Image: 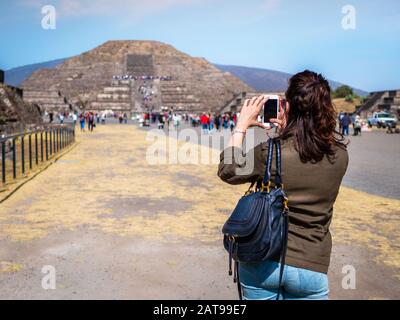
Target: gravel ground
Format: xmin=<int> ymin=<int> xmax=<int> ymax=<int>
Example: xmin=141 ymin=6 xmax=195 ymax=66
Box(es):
xmin=0 ymin=124 xmax=399 ymax=300
xmin=342 ymin=130 xmax=400 ymax=199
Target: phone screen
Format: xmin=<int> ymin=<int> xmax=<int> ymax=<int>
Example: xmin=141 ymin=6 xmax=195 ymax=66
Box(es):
xmin=263 ymin=99 xmax=278 ymax=123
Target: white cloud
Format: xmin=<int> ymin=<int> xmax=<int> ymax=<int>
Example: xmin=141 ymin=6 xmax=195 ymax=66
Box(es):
xmin=17 ymin=0 xmax=281 ymax=21
xmin=18 ymin=0 xmax=205 ymax=18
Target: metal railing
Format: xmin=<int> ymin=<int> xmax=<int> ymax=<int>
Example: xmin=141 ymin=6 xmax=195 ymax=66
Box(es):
xmin=1 ymin=124 xmax=75 ymax=185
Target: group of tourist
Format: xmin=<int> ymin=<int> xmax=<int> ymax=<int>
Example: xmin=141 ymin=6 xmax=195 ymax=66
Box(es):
xmin=139 ymin=108 xmax=239 ymax=134
xmin=112 ymin=75 xmax=172 ymax=81
xmin=118 ymin=113 xmax=129 ymax=124
xmin=78 ymin=112 xmax=98 ymax=132
xmin=138 ymin=85 xmax=156 ymax=104
xmin=196 ymin=113 xmax=238 ymax=133
xmin=141 ymin=110 xmax=182 ymax=130
xmin=338 ymin=112 xmax=362 ymax=136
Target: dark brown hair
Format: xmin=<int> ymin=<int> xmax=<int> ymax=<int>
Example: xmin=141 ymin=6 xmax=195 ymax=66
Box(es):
xmin=280 ymin=70 xmax=346 ymax=163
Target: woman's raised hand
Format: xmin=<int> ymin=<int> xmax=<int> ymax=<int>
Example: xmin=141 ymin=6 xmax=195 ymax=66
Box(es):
xmin=236 ymin=95 xmax=268 ymax=131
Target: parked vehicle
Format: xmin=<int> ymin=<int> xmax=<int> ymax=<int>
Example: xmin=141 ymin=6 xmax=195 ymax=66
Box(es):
xmin=367 ymin=112 xmax=397 ymax=128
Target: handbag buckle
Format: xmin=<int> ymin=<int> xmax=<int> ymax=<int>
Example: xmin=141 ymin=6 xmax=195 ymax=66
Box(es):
xmin=283 ymin=197 xmax=289 ymax=210
xmin=261 ymin=181 xmax=271 ymax=193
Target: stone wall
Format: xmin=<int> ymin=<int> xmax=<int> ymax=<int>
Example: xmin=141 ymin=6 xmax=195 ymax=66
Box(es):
xmin=0 ymin=84 xmax=42 ymax=134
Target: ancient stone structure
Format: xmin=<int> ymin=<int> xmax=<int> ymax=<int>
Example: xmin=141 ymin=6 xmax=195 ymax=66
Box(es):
xmin=23 ymin=90 xmax=74 ymax=113
xmin=22 ymin=41 xmax=252 ymax=113
xmin=0 ymin=84 xmax=42 ymax=134
xmin=357 ymin=90 xmax=400 ymax=118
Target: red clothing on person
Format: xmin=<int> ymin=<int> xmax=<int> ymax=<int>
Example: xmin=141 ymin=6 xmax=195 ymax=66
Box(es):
xmin=200 ymin=115 xmax=209 ymax=125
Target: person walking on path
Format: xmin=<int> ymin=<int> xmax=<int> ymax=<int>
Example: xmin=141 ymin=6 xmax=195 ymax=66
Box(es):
xmin=229 ymin=118 xmax=235 ymax=132
xmin=200 ymin=113 xmax=209 ymax=134
xmin=341 ymin=113 xmax=351 ymax=136
xmin=215 ymin=114 xmax=221 ymax=131
xmin=338 ymin=112 xmax=344 ymax=133
xmin=209 ymin=114 xmax=215 ymax=132
xmin=173 ymin=113 xmax=181 ymax=131
xmin=353 ymin=115 xmax=362 ymax=136
xmin=79 ymin=114 xmax=85 ymax=132
xmin=88 ymin=113 xmax=95 ymax=132
xmin=158 ymin=114 xmax=165 ymax=130
xmin=72 ymin=113 xmax=78 ymax=127
xmin=218 ymin=70 xmax=348 ymax=300
xmin=223 ymin=114 xmax=229 ymax=130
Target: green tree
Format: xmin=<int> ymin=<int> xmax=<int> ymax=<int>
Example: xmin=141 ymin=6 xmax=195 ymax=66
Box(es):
xmin=345 ymin=94 xmax=354 ymax=103
xmin=333 ymin=85 xmax=354 ymax=98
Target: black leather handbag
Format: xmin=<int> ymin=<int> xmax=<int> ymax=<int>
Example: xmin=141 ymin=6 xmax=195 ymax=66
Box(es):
xmin=222 ymin=138 xmax=289 ymax=300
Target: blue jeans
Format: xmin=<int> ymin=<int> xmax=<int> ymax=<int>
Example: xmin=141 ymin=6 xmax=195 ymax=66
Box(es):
xmin=239 ymin=260 xmax=329 ymax=300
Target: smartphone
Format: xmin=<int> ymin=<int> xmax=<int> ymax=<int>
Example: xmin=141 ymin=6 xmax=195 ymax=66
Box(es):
xmin=263 ymin=95 xmax=279 ymax=125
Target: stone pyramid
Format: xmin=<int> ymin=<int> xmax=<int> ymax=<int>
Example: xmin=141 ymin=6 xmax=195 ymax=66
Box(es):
xmin=22 ymin=41 xmax=252 ymax=113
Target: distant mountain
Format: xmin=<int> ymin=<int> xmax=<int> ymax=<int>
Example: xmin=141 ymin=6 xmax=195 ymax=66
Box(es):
xmin=216 ymin=64 xmax=369 ymax=97
xmin=4 ymin=58 xmax=368 ymax=96
xmin=4 ymin=58 xmax=67 ymax=87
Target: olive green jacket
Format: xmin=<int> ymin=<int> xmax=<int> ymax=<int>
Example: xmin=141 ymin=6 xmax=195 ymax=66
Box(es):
xmin=218 ymin=137 xmax=348 ymax=273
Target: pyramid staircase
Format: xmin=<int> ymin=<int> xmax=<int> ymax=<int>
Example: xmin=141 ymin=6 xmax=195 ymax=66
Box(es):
xmin=160 ymin=80 xmax=201 ymax=111
xmin=91 ymin=80 xmax=131 ymax=112
xmin=23 ymin=90 xmax=74 ymax=113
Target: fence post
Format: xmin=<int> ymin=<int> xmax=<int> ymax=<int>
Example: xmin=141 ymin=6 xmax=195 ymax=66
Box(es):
xmin=56 ymin=128 xmax=59 ymax=153
xmin=45 ymin=131 xmax=49 ymax=161
xmin=53 ymin=129 xmax=56 ymax=154
xmin=50 ymin=128 xmax=53 ymax=156
xmin=21 ymin=136 xmax=25 ymax=175
xmin=35 ymin=133 xmax=38 ymax=165
xmin=12 ymin=138 xmax=16 ymax=179
xmin=58 ymin=128 xmax=61 ymax=151
xmin=29 ymin=135 xmax=33 ymax=170
xmin=60 ymin=127 xmax=62 ymax=150
xmin=1 ymin=141 xmax=5 ymax=184
xmin=40 ymin=132 xmax=44 ymax=162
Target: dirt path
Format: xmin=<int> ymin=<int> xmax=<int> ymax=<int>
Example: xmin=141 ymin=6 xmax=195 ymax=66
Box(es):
xmin=0 ymin=125 xmax=399 ymax=299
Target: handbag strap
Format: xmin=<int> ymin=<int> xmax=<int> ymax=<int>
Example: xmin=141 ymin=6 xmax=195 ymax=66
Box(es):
xmin=262 ymin=139 xmax=282 ymax=190
xmin=276 ymin=210 xmax=289 ymax=300
xmin=274 ymin=140 xmax=283 ymax=188
xmin=262 ymin=139 xmax=274 ymax=190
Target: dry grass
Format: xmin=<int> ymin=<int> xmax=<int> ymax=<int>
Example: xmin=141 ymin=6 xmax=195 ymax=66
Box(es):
xmin=333 ymin=97 xmax=362 ymax=114
xmin=0 ymin=125 xmax=399 ymax=278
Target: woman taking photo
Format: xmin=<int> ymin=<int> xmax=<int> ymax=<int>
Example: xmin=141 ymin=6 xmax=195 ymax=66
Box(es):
xmin=218 ymin=70 xmax=348 ymax=300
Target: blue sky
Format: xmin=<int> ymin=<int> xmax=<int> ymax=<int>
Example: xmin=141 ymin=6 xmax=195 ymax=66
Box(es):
xmin=0 ymin=0 xmax=399 ymax=91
